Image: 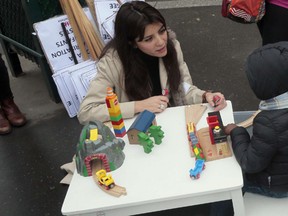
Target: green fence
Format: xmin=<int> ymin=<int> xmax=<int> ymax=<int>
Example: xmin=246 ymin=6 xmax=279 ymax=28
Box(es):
xmin=0 ymin=0 xmax=86 ymax=102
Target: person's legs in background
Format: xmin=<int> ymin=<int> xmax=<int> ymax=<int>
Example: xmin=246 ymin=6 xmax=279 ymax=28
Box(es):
xmin=0 ymin=54 xmax=26 ymax=134
xmin=257 ymin=2 xmax=288 ymax=45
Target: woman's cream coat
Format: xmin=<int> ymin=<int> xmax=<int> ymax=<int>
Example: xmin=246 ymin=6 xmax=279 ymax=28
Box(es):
xmin=77 ymin=39 xmax=205 ymax=124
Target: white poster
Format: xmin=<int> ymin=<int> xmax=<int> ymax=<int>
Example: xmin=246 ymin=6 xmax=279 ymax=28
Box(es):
xmin=94 ymin=0 xmax=144 ymax=44
xmin=33 ymin=7 xmax=95 ymax=72
xmin=52 ymin=60 xmax=97 ymax=118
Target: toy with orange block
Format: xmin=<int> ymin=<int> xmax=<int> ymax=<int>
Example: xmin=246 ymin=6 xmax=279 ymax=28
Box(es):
xmin=105 ymin=87 xmax=126 ymax=137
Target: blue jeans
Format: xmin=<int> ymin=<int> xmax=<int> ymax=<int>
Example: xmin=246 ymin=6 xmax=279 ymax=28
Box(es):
xmin=243 ymin=178 xmax=288 ymax=198
xmin=210 ymin=175 xmax=288 ymax=216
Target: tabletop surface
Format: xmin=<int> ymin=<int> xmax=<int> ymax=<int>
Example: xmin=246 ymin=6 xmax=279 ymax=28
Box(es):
xmin=62 ymin=101 xmax=243 ymax=215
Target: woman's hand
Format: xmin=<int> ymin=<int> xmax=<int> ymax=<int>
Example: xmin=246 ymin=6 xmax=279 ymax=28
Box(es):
xmin=135 ymin=96 xmax=169 ymax=114
xmin=204 ymin=92 xmax=227 ymax=111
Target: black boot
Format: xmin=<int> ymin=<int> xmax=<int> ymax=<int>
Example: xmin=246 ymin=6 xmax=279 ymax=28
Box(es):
xmin=0 ymin=108 xmax=12 ymax=134
xmin=1 ymin=98 xmax=27 ymax=127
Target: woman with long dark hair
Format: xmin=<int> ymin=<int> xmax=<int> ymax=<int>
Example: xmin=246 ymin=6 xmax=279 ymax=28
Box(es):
xmin=78 ymin=1 xmax=226 ymax=124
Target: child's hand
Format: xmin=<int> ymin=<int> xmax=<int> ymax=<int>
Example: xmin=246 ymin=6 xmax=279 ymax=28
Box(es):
xmin=224 ymin=123 xmax=237 ymax=135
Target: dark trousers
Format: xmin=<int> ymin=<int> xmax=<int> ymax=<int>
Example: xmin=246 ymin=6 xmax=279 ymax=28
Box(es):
xmin=0 ymin=54 xmax=13 ymax=101
xmin=257 ymin=3 xmax=288 ymax=45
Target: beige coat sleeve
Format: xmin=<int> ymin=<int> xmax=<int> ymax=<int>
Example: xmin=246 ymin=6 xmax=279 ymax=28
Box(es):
xmin=77 ymin=50 xmax=135 ymax=124
xmin=78 ymin=40 xmax=205 ymax=125
xmin=174 ymin=39 xmax=205 ymax=104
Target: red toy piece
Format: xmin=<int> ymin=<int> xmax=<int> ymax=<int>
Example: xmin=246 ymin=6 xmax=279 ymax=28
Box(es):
xmin=213 ymin=95 xmax=221 ymax=107
xmin=162 ymin=89 xmax=169 ymax=96
xmin=206 ymin=115 xmax=219 ymax=144
xmin=206 ymin=111 xmax=227 ymax=145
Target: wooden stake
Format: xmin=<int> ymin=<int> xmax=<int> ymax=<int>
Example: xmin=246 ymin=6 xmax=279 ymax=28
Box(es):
xmin=68 ymin=0 xmax=102 ymax=60
xmin=60 ymin=0 xmax=105 ymax=60
xmin=60 ymin=0 xmax=89 ymax=60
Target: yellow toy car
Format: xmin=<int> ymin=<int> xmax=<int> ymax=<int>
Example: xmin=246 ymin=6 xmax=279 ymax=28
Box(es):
xmin=96 ymin=169 xmax=115 ymax=190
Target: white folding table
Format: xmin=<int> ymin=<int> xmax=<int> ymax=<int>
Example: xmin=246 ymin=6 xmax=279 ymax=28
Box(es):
xmin=62 ymin=101 xmax=245 ymax=216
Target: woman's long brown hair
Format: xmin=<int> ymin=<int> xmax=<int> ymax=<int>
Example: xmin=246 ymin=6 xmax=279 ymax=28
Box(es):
xmin=100 ymin=1 xmax=181 ymax=100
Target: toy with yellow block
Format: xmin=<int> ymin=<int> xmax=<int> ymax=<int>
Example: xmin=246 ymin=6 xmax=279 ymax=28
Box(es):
xmin=105 ymin=87 xmax=126 ymax=137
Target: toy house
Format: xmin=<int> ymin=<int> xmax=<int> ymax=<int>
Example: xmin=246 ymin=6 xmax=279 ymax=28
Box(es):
xmin=127 ymin=110 xmax=156 ymax=144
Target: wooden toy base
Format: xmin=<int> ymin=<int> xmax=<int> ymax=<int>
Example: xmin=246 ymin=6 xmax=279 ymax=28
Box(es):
xmin=185 ymin=104 xmax=232 ymax=161
xmin=197 ymin=127 xmax=232 ymax=161
xmin=92 ymin=160 xmax=127 ymax=197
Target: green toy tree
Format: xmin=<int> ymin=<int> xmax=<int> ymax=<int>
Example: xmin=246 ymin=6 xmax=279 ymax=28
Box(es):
xmin=148 ymin=125 xmax=164 ymax=144
xmin=138 ymin=132 xmax=154 ymax=153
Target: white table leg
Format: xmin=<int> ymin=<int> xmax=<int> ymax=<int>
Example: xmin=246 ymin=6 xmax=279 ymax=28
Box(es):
xmin=231 ymin=189 xmax=245 ymax=216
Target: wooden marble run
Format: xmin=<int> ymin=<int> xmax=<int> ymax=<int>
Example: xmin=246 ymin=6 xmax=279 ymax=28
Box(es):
xmin=105 ymin=87 xmax=126 ymax=137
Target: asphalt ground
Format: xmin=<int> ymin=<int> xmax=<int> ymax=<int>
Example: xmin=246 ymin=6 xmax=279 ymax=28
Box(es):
xmin=0 ymin=3 xmax=261 ymax=216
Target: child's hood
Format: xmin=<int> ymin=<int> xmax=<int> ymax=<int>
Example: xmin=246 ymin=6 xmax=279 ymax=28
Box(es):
xmin=245 ymin=41 xmax=288 ymax=100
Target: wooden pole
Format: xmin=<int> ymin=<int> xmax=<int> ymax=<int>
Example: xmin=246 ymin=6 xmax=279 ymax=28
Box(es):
xmin=68 ymin=0 xmax=103 ymax=60
xmin=60 ymin=0 xmax=89 ymax=60
xmin=60 ymin=0 xmax=105 ymax=60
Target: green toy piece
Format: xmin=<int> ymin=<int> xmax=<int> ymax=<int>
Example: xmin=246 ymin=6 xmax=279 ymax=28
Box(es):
xmin=148 ymin=125 xmax=164 ymax=144
xmin=138 ymin=132 xmax=154 ymax=153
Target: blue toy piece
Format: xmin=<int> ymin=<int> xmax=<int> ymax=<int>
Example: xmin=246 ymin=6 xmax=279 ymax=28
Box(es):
xmin=189 ymin=159 xmax=205 ymax=179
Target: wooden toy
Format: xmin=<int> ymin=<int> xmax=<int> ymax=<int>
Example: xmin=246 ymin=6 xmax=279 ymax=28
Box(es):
xmin=206 ymin=111 xmax=229 ymax=156
xmin=185 ymin=104 xmax=207 ymax=156
xmin=92 ymin=163 xmax=127 ymax=197
xmin=187 ymin=122 xmax=206 ymax=179
xmin=237 ymin=110 xmax=261 ymax=128
xmin=185 ymin=104 xmax=207 ymax=125
xmin=138 ymin=132 xmax=154 ymax=153
xmin=185 ymin=105 xmax=232 ymax=161
xmin=96 ymin=169 xmax=115 ymax=190
xmin=75 ymin=120 xmax=125 ymax=177
xmin=148 ymin=125 xmax=164 ymax=144
xmin=127 ymin=110 xmax=156 ymax=144
xmin=187 ymin=122 xmax=205 ymax=160
xmin=196 ymin=127 xmax=232 ymax=161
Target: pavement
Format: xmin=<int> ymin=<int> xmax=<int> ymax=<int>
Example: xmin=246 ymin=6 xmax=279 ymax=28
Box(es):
xmin=0 ymin=2 xmax=261 ymax=216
